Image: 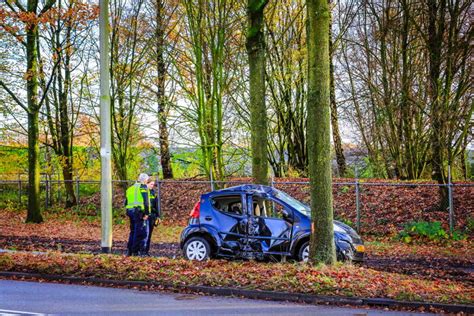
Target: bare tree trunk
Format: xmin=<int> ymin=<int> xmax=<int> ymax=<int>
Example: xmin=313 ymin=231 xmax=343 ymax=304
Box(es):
xmin=109 ymin=0 xmax=148 ymax=187
xmin=27 ymin=110 xmax=42 ymax=223
xmin=158 ymin=108 xmax=173 ymax=179
xmin=247 ymin=0 xmax=269 ymax=185
xmin=307 ymin=0 xmax=336 ymax=264
xmin=25 ymin=4 xmax=43 ymax=223
xmin=155 ymin=0 xmax=173 ymax=179
xmin=330 ymin=48 xmax=346 ymax=177
xmin=1 ymin=0 xmax=56 ymax=222
xmin=427 ymin=0 xmax=449 ymax=210
xmin=461 ymin=137 xmax=468 ymax=180
xmin=328 ymin=6 xmax=346 ymax=177
xmin=58 ymin=10 xmax=76 ymax=207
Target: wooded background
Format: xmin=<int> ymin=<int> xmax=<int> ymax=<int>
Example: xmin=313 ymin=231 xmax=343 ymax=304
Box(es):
xmin=1 ymin=0 xmax=472 ymax=214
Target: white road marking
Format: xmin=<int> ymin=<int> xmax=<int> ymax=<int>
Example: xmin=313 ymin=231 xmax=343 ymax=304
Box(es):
xmin=0 ymin=309 xmax=47 ymax=315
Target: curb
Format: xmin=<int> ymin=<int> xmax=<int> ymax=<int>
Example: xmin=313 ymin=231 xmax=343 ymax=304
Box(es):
xmin=1 ymin=271 xmax=473 ymax=314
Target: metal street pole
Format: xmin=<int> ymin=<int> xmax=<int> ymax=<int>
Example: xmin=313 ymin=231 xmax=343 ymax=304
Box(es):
xmin=99 ymin=0 xmax=113 ymax=253
xmin=355 ymin=165 xmax=361 ymax=233
xmin=448 ymin=165 xmax=454 ymax=235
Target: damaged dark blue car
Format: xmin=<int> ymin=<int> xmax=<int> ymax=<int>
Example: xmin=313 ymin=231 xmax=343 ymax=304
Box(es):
xmin=180 ymin=185 xmax=364 ymax=262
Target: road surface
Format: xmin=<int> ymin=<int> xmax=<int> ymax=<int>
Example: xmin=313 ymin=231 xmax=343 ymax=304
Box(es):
xmin=0 ymin=280 xmax=432 ymax=315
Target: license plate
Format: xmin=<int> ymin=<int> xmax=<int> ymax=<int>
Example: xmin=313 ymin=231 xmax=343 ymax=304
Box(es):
xmin=355 ymin=245 xmax=365 ymax=252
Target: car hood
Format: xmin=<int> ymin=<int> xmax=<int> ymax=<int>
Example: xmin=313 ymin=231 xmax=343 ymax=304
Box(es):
xmin=334 ymin=220 xmax=363 ymax=244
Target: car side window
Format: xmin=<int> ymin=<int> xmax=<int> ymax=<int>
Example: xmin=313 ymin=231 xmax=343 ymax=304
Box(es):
xmin=251 ymin=195 xmax=289 ymax=220
xmin=211 ymin=195 xmax=243 ymax=216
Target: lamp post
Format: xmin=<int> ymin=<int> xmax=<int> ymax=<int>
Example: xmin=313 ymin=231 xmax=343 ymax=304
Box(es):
xmin=99 ymin=0 xmax=113 ymax=253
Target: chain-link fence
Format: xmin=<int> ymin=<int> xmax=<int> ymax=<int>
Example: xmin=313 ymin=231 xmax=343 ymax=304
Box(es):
xmin=0 ymin=176 xmax=473 ymax=235
xmin=272 ymin=180 xmax=474 ymax=235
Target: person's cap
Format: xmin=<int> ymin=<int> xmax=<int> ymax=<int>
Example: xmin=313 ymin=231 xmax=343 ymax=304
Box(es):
xmin=138 ymin=173 xmax=149 ymax=183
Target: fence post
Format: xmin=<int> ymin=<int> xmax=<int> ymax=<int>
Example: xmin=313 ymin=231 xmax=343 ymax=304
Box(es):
xmin=57 ymin=173 xmax=61 ymax=203
xmin=76 ymin=176 xmax=80 ymax=204
xmin=210 ymin=168 xmax=215 ymax=191
xmin=18 ymin=174 xmax=22 ymax=205
xmin=45 ymin=179 xmax=49 ymax=209
xmin=448 ymin=165 xmax=454 ymax=235
xmin=112 ymin=180 xmax=116 ymax=202
xmin=355 ymin=166 xmax=361 ymax=232
xmin=157 ymin=180 xmax=162 ymax=218
xmin=45 ymin=175 xmax=49 ymax=207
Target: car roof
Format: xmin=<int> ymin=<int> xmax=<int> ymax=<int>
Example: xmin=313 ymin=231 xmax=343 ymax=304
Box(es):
xmin=209 ymin=184 xmax=275 ymax=195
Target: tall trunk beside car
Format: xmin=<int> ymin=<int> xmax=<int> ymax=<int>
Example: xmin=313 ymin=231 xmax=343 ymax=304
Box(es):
xmin=246 ymin=0 xmax=269 ymax=185
xmin=306 ymin=0 xmax=336 ymax=264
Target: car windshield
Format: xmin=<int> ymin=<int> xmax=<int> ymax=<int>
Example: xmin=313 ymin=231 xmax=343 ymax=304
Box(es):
xmin=273 ymin=189 xmax=311 ymax=217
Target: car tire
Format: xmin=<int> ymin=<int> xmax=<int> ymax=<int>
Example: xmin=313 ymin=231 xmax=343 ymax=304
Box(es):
xmin=298 ymin=241 xmax=310 ymax=262
xmin=183 ymin=236 xmax=211 ymax=261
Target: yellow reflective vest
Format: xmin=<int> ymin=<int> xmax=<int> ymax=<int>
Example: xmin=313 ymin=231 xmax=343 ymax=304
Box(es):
xmin=125 ymin=183 xmax=150 ymax=211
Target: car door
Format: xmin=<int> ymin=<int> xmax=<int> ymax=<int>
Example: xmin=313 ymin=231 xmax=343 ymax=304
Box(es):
xmin=209 ymin=193 xmax=248 ymax=253
xmin=246 ymin=193 xmax=293 ymax=254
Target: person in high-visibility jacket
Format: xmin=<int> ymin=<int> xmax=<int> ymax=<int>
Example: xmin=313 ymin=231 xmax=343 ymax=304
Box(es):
xmin=125 ymin=173 xmax=151 ymax=256
xmin=144 ymin=180 xmax=161 ymax=256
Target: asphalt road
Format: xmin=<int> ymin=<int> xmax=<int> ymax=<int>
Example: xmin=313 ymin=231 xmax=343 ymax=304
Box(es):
xmin=0 ymin=280 xmax=432 ymax=316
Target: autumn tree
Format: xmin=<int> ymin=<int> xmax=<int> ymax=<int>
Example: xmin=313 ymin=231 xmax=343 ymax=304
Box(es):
xmin=109 ymin=0 xmax=152 ymax=185
xmin=40 ymin=0 xmax=98 ymax=207
xmin=264 ymin=0 xmax=307 ymax=177
xmin=246 ymin=0 xmax=269 ymax=184
xmin=141 ymin=0 xmax=177 ymax=179
xmin=329 ymin=0 xmax=343 ymax=177
xmin=0 ymin=0 xmax=57 ymax=222
xmin=307 ymin=0 xmax=336 ymax=264
xmin=424 ymin=0 xmax=472 ymax=207
xmin=173 ymin=0 xmax=243 ymax=180
xmin=153 ymin=0 xmax=173 ymax=179
xmin=337 ymin=0 xmax=471 ymax=185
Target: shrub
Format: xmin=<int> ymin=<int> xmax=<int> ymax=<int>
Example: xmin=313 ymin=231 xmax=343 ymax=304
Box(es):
xmin=339 ymin=186 xmax=350 ymax=194
xmin=397 ymin=221 xmax=465 ymax=243
xmin=466 ymin=217 xmax=474 ymax=234
xmin=335 ymin=216 xmax=354 ymax=227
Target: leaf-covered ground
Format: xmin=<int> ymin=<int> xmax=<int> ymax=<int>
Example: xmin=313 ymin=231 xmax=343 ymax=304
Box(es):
xmin=0 ymin=208 xmax=472 ymax=286
xmin=0 ymin=251 xmax=472 ymax=305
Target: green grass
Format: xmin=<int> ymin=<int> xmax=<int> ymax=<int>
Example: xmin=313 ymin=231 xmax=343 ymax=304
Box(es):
xmin=154 ymin=225 xmax=183 ymax=243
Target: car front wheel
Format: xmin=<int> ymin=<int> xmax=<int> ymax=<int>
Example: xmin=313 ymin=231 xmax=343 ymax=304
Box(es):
xmin=298 ymin=241 xmax=309 ymax=262
xmin=183 ymin=237 xmax=210 ymax=261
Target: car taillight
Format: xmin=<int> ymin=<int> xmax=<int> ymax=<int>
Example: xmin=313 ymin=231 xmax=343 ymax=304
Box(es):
xmin=190 ymin=201 xmax=200 ymax=218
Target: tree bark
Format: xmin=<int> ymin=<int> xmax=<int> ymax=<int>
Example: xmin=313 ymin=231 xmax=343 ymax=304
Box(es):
xmin=246 ymin=0 xmax=269 ymax=185
xmin=1 ymin=0 xmax=56 ymax=222
xmin=158 ymin=108 xmax=173 ymax=179
xmin=40 ymin=26 xmax=77 ymax=207
xmin=25 ymin=7 xmax=43 ymax=223
xmin=330 ymin=49 xmax=346 ymax=177
xmin=155 ymin=0 xmax=173 ymax=179
xmin=26 ymin=110 xmax=43 ymax=223
xmin=427 ymin=0 xmax=449 ymax=210
xmin=109 ymin=0 xmax=147 ymax=188
xmin=307 ymin=0 xmax=336 ymax=264
xmin=328 ymin=5 xmax=346 ymax=177
xmin=58 ymin=12 xmax=76 ymax=207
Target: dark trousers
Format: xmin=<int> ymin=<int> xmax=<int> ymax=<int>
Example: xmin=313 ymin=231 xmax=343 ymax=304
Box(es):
xmin=126 ymin=209 xmax=136 ymax=255
xmin=145 ymin=214 xmax=157 ymax=254
xmin=133 ymin=218 xmax=149 ymax=254
xmin=127 ymin=208 xmax=149 ymax=255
